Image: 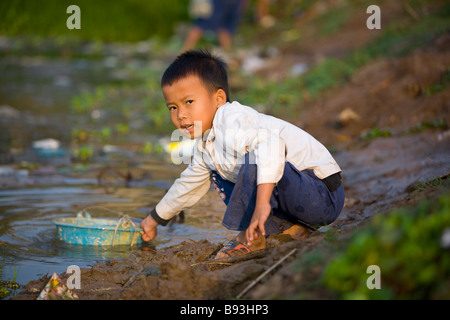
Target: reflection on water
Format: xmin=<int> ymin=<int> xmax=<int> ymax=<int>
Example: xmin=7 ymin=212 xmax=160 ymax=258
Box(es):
xmin=0 ymin=186 xmax=132 ymax=285
xmin=0 ymin=181 xmax=231 ymax=288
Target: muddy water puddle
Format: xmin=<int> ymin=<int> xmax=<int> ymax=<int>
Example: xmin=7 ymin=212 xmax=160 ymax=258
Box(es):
xmin=0 ymin=179 xmax=233 ymax=290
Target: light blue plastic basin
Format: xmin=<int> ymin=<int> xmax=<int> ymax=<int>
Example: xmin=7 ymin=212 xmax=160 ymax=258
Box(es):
xmin=52 ymin=211 xmax=143 ymax=246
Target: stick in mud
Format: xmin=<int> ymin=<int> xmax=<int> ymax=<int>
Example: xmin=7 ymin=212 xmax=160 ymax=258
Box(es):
xmin=236 ymin=248 xmax=297 ymax=299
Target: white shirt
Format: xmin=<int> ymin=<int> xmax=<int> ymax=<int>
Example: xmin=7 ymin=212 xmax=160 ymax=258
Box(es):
xmin=155 ymin=101 xmax=341 ymax=221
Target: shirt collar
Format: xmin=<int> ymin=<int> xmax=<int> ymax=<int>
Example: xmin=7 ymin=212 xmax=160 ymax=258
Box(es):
xmin=203 ymin=126 xmax=215 ymax=142
xmin=205 ymin=102 xmax=229 ymax=142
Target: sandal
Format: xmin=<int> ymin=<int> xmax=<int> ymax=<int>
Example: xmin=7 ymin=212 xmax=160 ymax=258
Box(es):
xmin=217 ymin=239 xmax=252 ymax=258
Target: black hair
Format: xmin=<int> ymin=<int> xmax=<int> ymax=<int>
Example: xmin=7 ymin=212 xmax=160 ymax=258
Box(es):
xmin=161 ymin=49 xmax=230 ymax=102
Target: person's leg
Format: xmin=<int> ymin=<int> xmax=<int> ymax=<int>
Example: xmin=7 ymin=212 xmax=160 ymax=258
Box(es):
xmin=211 ymin=171 xmax=265 ymax=249
xmin=211 ymin=171 xmax=234 ymax=206
xmin=213 ymin=156 xmax=344 ymax=258
xmin=212 ymin=168 xmax=267 ymax=258
xmin=210 ymin=162 xmax=281 ymax=258
xmin=182 ymin=26 xmax=203 ymax=52
xmin=220 ymin=158 xmax=344 ymax=233
xmin=220 ymin=154 xmax=294 ymax=235
xmin=217 ymin=29 xmax=232 ymax=51
xmin=214 ymin=0 xmax=242 ymax=51
xmin=273 ymin=164 xmax=345 ymax=228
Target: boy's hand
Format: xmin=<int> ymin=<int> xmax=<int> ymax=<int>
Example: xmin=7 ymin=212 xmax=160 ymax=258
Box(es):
xmin=246 ymin=202 xmax=271 ymax=246
xmin=246 ymin=183 xmax=275 ymax=246
xmin=140 ymin=215 xmax=158 ymax=242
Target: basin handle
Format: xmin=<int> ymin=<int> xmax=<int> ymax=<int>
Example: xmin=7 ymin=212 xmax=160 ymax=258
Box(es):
xmin=76 ymin=210 xmax=92 ymax=219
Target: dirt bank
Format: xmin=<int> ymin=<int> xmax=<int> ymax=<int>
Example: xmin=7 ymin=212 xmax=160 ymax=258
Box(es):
xmin=13 ymin=130 xmax=449 ymax=300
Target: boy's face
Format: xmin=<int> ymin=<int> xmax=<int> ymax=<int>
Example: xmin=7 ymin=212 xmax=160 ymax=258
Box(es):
xmin=162 ymin=75 xmax=226 ymax=139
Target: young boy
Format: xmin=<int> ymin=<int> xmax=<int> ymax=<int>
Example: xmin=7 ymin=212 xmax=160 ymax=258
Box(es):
xmin=140 ymin=50 xmax=345 ymax=258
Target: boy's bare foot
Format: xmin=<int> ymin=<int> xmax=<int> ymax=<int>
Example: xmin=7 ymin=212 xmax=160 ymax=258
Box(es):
xmin=215 ymin=230 xmax=266 ymax=259
xmin=280 ymin=224 xmax=311 ymax=240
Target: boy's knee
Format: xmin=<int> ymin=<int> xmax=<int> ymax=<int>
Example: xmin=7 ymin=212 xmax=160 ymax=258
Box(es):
xmin=325 ymin=185 xmax=345 ymax=225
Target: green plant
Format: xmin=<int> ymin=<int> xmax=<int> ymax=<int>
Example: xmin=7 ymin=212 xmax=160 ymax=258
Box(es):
xmin=0 ymin=258 xmax=21 ymax=300
xmin=405 ymin=118 xmax=448 ymax=134
xmin=0 ymin=287 xmax=9 ymax=299
xmin=426 ymin=69 xmax=450 ymax=95
xmin=0 ymin=0 xmax=190 ymax=42
xmin=323 ymin=192 xmax=450 ymax=299
xmin=411 ymin=175 xmax=450 ymax=192
xmin=360 ymin=126 xmax=392 ymax=141
xmin=314 ymin=5 xmax=350 ymax=37
xmin=12 ymin=266 xmax=20 ymax=283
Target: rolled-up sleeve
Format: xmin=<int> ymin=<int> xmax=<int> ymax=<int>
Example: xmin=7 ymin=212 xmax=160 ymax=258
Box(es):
xmin=154 ymin=148 xmax=212 ymax=223
xmin=219 ymin=104 xmax=286 ymax=186
xmin=253 ymin=128 xmax=286 ymax=185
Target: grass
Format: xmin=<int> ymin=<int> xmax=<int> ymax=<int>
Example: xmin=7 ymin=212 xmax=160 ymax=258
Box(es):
xmin=2 ymin=0 xmax=449 ymax=160
xmin=0 ymin=258 xmax=21 ymax=299
xmin=313 ymin=4 xmax=350 ymax=38
xmin=426 ymin=68 xmax=450 ymax=95
xmin=359 ymin=118 xmax=448 ymax=142
xmin=405 ymin=118 xmax=448 ymax=135
xmin=62 ymin=0 xmax=450 ymax=161
xmin=409 ymin=175 xmax=450 ymax=192
xmin=68 ymin=75 xmax=171 ymax=161
xmin=360 ymin=126 xmax=392 ymax=141
xmin=0 ymin=0 xmax=190 ymax=42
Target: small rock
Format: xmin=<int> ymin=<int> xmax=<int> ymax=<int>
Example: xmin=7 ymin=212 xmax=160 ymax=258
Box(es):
xmin=290 ymin=63 xmax=308 ymax=77
xmin=0 ymin=105 xmax=20 ymax=118
xmin=441 ymin=228 xmax=450 ymax=249
xmin=242 ymin=55 xmax=266 ymax=75
xmin=32 ymin=138 xmax=60 ymax=150
xmin=53 ymin=76 xmax=71 ymax=87
xmin=437 ymin=130 xmax=450 ymax=141
xmin=338 ymin=108 xmax=360 ymax=127
xmin=0 ymin=166 xmax=14 ymax=176
xmin=344 ymin=197 xmax=360 ymax=208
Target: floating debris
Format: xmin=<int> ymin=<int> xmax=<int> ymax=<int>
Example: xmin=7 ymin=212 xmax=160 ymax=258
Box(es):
xmin=37 ymin=273 xmax=79 ymax=300
xmin=32 ymin=138 xmax=67 ymax=158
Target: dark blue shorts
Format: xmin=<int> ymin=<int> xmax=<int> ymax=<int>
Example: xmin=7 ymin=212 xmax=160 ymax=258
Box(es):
xmin=211 ymin=155 xmax=345 ymax=235
xmin=195 ymin=0 xmax=242 ymax=34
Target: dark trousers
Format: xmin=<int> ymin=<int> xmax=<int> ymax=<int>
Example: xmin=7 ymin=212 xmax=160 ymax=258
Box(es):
xmin=211 ymin=156 xmax=345 ymax=235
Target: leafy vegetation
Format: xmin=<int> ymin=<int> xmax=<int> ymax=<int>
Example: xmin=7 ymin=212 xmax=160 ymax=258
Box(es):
xmin=409 ymin=175 xmax=450 ymax=193
xmin=360 ymin=126 xmax=392 ymax=141
xmin=0 ymin=259 xmax=20 ymax=299
xmin=68 ymin=75 xmax=171 ymax=161
xmin=323 ymin=192 xmax=450 ymax=299
xmin=0 ymin=0 xmax=190 ymax=42
xmin=426 ymin=69 xmax=450 ymax=95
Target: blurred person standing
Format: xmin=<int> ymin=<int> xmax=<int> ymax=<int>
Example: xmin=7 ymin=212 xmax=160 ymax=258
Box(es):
xmin=182 ymin=0 xmax=244 ymax=52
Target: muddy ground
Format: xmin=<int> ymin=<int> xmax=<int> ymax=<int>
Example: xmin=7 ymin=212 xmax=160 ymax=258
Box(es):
xmin=11 ymin=2 xmax=450 ymax=300
xmin=13 ymin=32 xmax=450 ymax=300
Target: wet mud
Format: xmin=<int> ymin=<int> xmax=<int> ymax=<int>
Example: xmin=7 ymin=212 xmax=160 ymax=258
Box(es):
xmin=13 ymin=129 xmax=450 ymax=300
